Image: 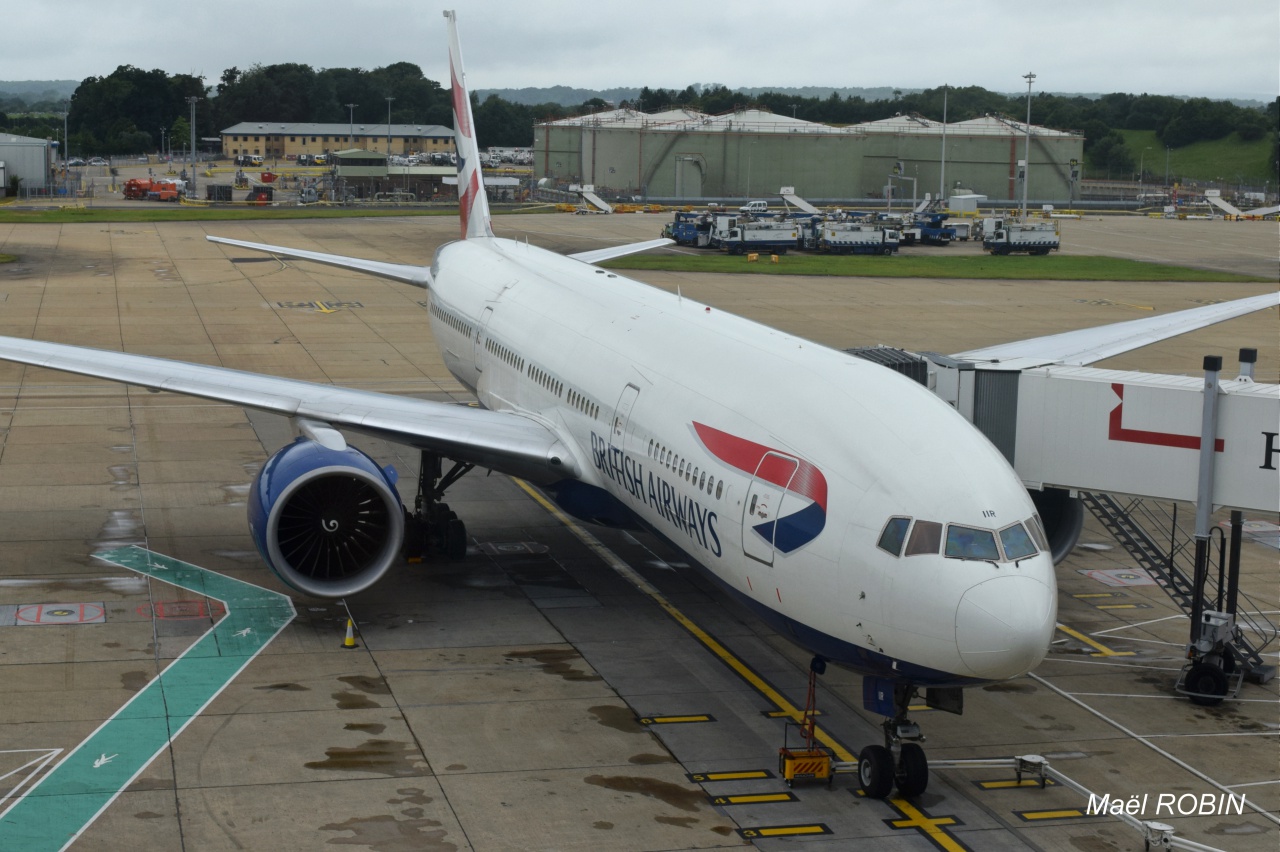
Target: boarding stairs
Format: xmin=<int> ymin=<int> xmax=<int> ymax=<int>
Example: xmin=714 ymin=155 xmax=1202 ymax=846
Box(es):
xmin=1081 ymin=491 xmax=1278 ymax=682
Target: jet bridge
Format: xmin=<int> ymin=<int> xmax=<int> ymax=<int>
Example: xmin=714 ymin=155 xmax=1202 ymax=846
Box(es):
xmin=850 ymin=344 xmax=1280 ymax=693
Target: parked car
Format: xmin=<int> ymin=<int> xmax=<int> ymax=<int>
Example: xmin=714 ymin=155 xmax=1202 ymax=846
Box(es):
xmin=88 ymin=157 xmax=108 ymax=166
xmin=66 ymin=157 xmax=85 ymax=167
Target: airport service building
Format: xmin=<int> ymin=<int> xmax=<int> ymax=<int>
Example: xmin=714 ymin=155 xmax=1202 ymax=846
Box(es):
xmin=534 ymin=108 xmax=1084 ymax=203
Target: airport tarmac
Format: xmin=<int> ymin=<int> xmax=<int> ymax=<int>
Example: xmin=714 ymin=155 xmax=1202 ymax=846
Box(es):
xmin=0 ymin=211 xmax=1275 ymax=851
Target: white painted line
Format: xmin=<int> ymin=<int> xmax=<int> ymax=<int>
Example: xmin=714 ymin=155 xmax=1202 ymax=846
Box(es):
xmin=1030 ymin=673 xmax=1280 ymax=828
xmin=1064 ymin=692 xmax=1279 ymax=704
xmin=1090 ymin=614 xmax=1186 ymax=636
xmin=1047 ymin=657 xmax=1185 ymax=672
xmin=1225 ymin=780 xmax=1280 ymax=789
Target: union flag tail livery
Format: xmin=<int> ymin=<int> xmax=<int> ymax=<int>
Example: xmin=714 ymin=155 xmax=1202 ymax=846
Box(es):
xmin=444 ymin=9 xmax=494 ymax=241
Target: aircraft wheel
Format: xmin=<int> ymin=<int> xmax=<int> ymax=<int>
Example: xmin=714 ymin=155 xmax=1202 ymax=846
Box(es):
xmin=1185 ymin=662 xmax=1228 ymax=707
xmin=858 ymin=745 xmax=894 ymax=799
xmin=445 ymin=518 xmax=468 ymax=560
xmin=896 ymin=742 xmax=929 ymax=797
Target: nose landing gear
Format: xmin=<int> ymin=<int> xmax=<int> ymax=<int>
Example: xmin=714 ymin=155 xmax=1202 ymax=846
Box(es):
xmin=857 ymin=682 xmax=930 ymax=799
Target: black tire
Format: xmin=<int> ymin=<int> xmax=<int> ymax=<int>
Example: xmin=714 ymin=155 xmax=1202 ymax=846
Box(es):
xmin=810 ymin=656 xmax=827 ymax=675
xmin=445 ymin=517 xmax=468 ymax=560
xmin=1186 ymin=662 xmax=1228 ymax=706
xmin=896 ymin=742 xmax=929 ymax=797
xmin=883 ymin=247 xmax=892 ymax=255
xmin=858 ymin=745 xmax=894 ymax=799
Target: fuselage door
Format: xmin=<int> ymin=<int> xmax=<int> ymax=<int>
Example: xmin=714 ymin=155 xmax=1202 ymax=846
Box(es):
xmin=742 ymin=452 xmax=798 ymax=566
xmin=473 ymin=305 xmax=493 ymax=371
xmin=611 ymin=383 xmax=640 ymax=448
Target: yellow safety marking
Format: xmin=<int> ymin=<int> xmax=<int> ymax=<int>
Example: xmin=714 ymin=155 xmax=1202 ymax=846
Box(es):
xmin=518 ymin=478 xmax=977 ymax=852
xmin=738 ymin=823 xmax=831 ymax=838
xmin=766 ymin=708 xmax=822 ymax=718
xmin=638 ymin=714 xmax=714 ymax=725
xmin=975 ymin=778 xmax=1058 ymax=790
xmin=1055 ymin=623 xmax=1135 ymax=657
xmin=712 ymin=792 xmax=797 ymax=806
xmin=1013 ymin=808 xmax=1088 ymax=821
xmin=1072 ymin=593 xmax=1125 ymax=599
xmin=884 ymin=798 xmax=969 ymax=852
xmin=512 ymin=479 xmax=857 ymax=762
xmin=688 ymin=770 xmax=772 ymax=782
xmin=908 ymin=704 xmax=935 ymax=712
xmin=1095 ymin=603 xmax=1150 ymax=610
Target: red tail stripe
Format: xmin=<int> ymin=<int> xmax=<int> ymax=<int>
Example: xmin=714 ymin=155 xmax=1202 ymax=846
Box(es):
xmin=694 ymin=422 xmax=827 ymax=509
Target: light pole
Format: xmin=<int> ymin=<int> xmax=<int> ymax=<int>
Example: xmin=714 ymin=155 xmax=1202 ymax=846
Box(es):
xmin=345 ymin=103 xmax=358 ymax=148
xmin=62 ymin=102 xmax=69 ymax=165
xmin=1019 ymin=72 xmax=1035 ymax=219
xmin=938 ymin=83 xmax=948 ymax=204
xmin=1138 ymin=146 xmax=1152 ymax=202
xmin=1165 ymin=146 xmax=1171 ymax=189
xmin=385 ymin=96 xmax=394 ymax=154
xmin=160 ymin=128 xmax=166 ymax=162
xmin=186 ymin=96 xmax=200 ymax=198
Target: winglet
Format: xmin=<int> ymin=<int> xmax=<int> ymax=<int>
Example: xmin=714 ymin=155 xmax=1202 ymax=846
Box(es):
xmin=444 ymin=10 xmax=494 ymax=240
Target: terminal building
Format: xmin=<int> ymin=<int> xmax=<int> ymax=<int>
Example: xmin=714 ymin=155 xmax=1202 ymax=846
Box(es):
xmin=534 ymin=108 xmax=1084 ymax=203
xmin=220 ymin=122 xmax=452 ymax=161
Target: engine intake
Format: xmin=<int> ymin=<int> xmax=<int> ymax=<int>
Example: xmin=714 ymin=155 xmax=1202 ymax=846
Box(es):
xmin=249 ymin=438 xmax=404 ymax=598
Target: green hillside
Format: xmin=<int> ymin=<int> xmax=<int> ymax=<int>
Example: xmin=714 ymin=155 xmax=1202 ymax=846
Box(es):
xmin=1118 ymin=129 xmax=1277 ymax=184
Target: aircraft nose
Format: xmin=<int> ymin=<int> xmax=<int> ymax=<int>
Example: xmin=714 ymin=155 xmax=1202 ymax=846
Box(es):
xmin=955 ymin=574 xmax=1055 ymax=681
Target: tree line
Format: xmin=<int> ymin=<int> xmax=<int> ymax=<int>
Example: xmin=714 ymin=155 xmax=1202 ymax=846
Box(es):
xmin=1 ymin=61 xmax=1274 ymax=182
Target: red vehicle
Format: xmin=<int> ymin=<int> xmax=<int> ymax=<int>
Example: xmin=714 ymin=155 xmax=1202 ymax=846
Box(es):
xmin=122 ymin=178 xmax=183 ymax=201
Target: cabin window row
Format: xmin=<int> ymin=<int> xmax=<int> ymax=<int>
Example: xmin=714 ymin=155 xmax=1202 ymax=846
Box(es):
xmin=528 ymin=364 xmax=563 ymax=398
xmin=875 ymin=515 xmax=1047 ymax=563
xmin=485 ymin=337 xmax=523 ymax=371
xmin=429 ymin=302 xmax=472 ymax=338
xmin=647 ymin=439 xmax=724 ymax=500
xmin=566 ymin=389 xmax=599 ymax=420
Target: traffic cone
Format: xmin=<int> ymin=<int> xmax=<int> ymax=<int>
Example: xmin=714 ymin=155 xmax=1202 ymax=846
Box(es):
xmin=341 ymin=618 xmax=358 ymax=650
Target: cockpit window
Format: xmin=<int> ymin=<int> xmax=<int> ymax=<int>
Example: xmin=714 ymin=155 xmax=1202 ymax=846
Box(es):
xmin=945 ymin=525 xmax=1000 ymax=561
xmin=876 ymin=517 xmax=911 ymax=557
xmin=904 ymin=520 xmax=942 ymax=556
xmin=1027 ymin=514 xmax=1049 ymax=553
xmin=999 ymin=523 xmax=1038 ymax=560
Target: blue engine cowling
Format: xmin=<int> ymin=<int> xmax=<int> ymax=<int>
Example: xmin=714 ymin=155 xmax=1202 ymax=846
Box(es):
xmin=249 ymin=438 xmax=404 ymax=598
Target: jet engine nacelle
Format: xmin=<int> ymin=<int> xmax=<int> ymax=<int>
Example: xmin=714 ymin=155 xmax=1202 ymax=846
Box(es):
xmin=249 ymin=438 xmax=404 ymax=598
xmin=1029 ymin=486 xmax=1084 ymax=564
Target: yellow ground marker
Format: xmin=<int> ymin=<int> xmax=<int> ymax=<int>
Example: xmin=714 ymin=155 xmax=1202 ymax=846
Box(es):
xmin=739 ymin=823 xmax=831 ymax=838
xmin=712 ymin=792 xmax=797 ymax=806
xmin=976 ymin=778 xmax=1058 ymax=790
xmin=688 ymin=770 xmax=772 ymax=782
xmin=1014 ymin=808 xmax=1088 ymax=821
xmin=885 ymin=798 xmax=969 ymax=852
xmin=638 ymin=714 xmax=714 ymax=725
xmin=1056 ymin=623 xmax=1135 ymax=657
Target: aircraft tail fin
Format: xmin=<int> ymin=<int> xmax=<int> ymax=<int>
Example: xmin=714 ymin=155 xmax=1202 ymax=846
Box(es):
xmin=444 ymin=10 xmax=494 ymax=240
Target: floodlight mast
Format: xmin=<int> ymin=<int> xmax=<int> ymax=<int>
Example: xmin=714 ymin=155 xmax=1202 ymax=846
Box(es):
xmin=1019 ymin=72 xmax=1035 ymax=219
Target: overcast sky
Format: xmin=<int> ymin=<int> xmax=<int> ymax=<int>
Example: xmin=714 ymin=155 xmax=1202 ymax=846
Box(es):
xmin=5 ymin=1 xmax=1277 ymax=102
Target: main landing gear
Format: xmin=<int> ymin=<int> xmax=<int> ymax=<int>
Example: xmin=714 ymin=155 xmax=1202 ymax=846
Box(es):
xmin=858 ymin=682 xmax=929 ymax=799
xmin=402 ymin=451 xmax=473 ymax=561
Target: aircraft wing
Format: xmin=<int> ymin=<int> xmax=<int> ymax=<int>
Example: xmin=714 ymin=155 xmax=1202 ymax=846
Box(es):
xmin=0 ymin=336 xmax=578 ymax=483
xmin=568 ymin=238 xmax=674 ymax=265
xmin=206 ymin=236 xmax=434 ymax=288
xmin=954 ymin=292 xmax=1279 ymax=370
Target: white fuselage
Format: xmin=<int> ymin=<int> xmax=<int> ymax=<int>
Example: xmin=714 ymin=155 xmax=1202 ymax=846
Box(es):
xmin=428 ymin=236 xmax=1057 ymax=686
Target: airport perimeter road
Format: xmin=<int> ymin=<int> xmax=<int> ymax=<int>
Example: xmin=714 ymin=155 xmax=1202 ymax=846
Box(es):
xmin=0 ymin=214 xmax=1274 ymax=850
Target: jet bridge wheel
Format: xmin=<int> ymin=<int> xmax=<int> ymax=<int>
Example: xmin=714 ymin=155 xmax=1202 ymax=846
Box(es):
xmin=1185 ymin=662 xmax=1228 ymax=707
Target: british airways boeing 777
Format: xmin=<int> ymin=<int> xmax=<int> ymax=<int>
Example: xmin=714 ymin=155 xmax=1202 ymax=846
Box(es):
xmin=0 ymin=11 xmax=1273 ymax=799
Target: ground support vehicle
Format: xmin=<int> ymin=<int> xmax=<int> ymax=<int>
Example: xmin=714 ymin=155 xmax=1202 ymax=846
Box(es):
xmin=900 ymin=213 xmax=956 ymax=247
xmin=718 ymin=220 xmax=799 ymax=254
xmin=662 ymin=211 xmax=714 ymax=247
xmin=982 ymin=220 xmax=1061 ymax=255
xmin=803 ymin=221 xmax=899 ymax=254
xmin=122 ymin=178 xmax=183 ymax=201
